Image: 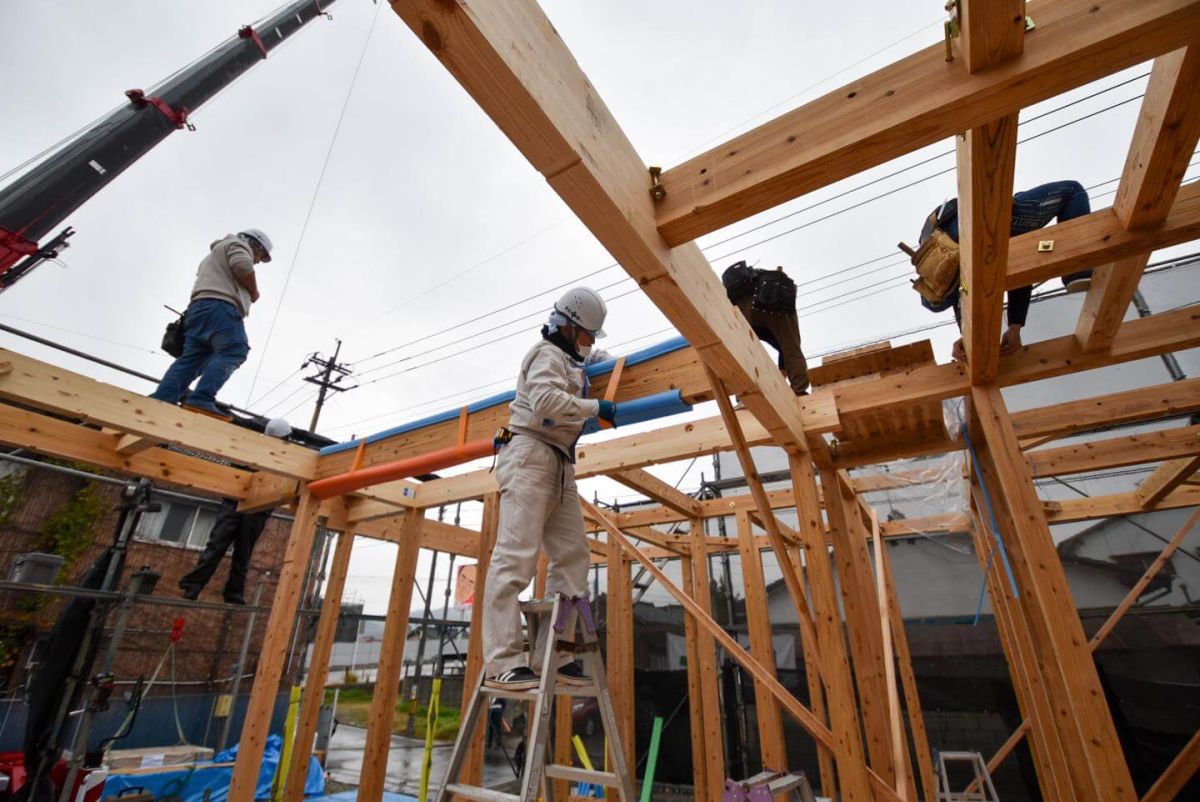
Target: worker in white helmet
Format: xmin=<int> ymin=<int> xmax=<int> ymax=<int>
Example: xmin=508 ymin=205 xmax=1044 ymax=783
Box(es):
xmin=483 ymin=287 xmax=618 ymax=689
xmin=180 ymin=417 xmax=291 ymax=604
xmin=150 ymin=228 xmax=274 ymax=418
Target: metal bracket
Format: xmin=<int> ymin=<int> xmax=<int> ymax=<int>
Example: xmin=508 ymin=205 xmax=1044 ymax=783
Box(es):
xmin=1037 ymin=240 xmax=1055 ymax=252
xmin=649 ymin=166 xmax=667 ymax=201
xmin=126 ymin=89 xmax=194 ymax=131
xmin=239 ymin=25 xmax=268 ymax=59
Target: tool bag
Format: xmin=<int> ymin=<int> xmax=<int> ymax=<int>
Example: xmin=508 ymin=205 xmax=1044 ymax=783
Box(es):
xmin=721 ymin=260 xmax=757 ymax=304
xmin=900 ymin=200 xmax=961 ymax=312
xmin=752 ymin=266 xmax=797 ymax=314
xmin=161 ymin=308 xmax=187 ymax=357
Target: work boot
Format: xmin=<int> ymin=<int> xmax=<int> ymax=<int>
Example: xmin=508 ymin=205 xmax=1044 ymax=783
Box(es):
xmin=556 ymin=662 xmax=591 ymax=686
xmin=485 ymin=667 xmax=539 ymax=690
xmin=180 ymin=588 xmax=200 ymax=601
xmin=224 ymin=594 xmax=247 ymax=605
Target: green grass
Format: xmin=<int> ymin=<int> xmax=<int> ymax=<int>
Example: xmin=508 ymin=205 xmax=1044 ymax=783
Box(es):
xmin=325 ymin=687 xmax=461 ymax=740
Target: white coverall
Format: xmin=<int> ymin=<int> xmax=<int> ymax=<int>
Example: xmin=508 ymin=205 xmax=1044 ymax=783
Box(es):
xmin=482 ymin=338 xmax=611 ymax=675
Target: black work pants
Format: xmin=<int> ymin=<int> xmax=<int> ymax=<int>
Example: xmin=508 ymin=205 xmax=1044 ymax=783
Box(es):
xmin=735 ymin=298 xmax=809 ymax=394
xmin=179 ymin=507 xmax=271 ymax=601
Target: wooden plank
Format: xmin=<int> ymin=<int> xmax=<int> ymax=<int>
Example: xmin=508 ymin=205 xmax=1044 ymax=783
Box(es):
xmin=956 ymin=113 xmax=1018 ymax=384
xmin=687 ymin=518 xmax=727 ymax=801
xmin=389 ymin=0 xmax=812 ymax=454
xmin=1012 ymin=376 xmax=1200 ymax=440
xmin=869 ymin=509 xmax=914 ymax=802
xmin=971 ymin=384 xmax=1136 ymax=801
xmin=1045 ymin=485 xmax=1200 ymax=523
xmin=679 ymin=549 xmax=711 ymax=802
xmin=114 ymin=433 xmax=160 ymax=456
xmin=960 ymin=0 xmax=1027 ymax=72
xmin=654 ymin=0 xmax=1200 ymax=246
xmin=1142 ymin=728 xmax=1200 ymax=802
xmin=1134 ymin=455 xmax=1200 ymax=506
xmin=0 ymin=348 xmax=317 ymax=479
xmin=1074 ymin=254 xmax=1150 ymax=352
xmin=458 ymin=492 xmax=498 ymax=793
xmin=237 ymin=473 xmax=300 ymax=513
xmin=606 ymin=535 xmax=635 ymax=772
xmin=354 ymin=514 xmax=479 ymax=558
xmin=1027 ymin=424 xmax=1200 ymax=477
xmin=610 ymin=468 xmax=700 ymax=516
xmin=283 ymin=509 xmax=355 ymax=802
xmin=1006 ymin=181 xmax=1200 ymax=289
xmin=358 ymin=512 xmax=424 ymax=802
xmin=734 ymin=510 xmax=788 ymax=771
xmin=229 ymin=492 xmax=322 ymax=802
xmin=809 ymin=341 xmax=933 ymax=387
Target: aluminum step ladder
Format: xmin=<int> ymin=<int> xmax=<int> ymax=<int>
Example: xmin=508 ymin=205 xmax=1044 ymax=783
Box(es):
xmin=434 ymin=594 xmax=636 ymax=802
xmin=935 ymin=750 xmax=1000 ymax=802
xmin=723 ymin=769 xmax=816 ymax=802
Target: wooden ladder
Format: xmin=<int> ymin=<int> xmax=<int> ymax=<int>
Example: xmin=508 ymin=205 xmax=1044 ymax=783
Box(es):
xmin=434 ymin=594 xmax=635 ymax=802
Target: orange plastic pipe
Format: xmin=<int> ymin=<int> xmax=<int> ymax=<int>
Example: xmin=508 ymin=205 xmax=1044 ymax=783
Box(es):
xmin=307 ymin=437 xmax=495 ymax=500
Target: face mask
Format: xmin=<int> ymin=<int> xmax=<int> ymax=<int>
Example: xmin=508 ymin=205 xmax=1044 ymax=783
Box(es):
xmin=576 ymin=343 xmax=592 ymax=359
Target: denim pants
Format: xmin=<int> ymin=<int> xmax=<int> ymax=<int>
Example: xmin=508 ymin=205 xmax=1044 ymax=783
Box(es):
xmin=947 ymin=179 xmax=1093 ymax=287
xmin=178 ymin=505 xmax=271 ymax=601
xmin=151 ymin=298 xmax=250 ymax=410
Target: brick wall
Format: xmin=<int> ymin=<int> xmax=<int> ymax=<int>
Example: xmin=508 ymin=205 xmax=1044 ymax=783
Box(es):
xmin=0 ymin=461 xmax=298 ymax=692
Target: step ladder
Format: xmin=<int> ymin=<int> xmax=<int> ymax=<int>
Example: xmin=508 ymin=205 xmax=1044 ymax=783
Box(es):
xmin=723 ymin=769 xmax=816 ymax=802
xmin=935 ymin=750 xmax=1000 ymax=802
xmin=435 ymin=594 xmax=635 ymax=802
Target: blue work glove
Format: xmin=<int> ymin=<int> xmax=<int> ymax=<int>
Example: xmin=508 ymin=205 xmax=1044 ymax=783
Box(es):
xmin=597 ymin=399 xmax=618 ymax=426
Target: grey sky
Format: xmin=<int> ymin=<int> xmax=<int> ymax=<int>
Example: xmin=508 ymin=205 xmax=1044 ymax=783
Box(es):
xmin=2 ymin=1 xmax=1194 ymax=613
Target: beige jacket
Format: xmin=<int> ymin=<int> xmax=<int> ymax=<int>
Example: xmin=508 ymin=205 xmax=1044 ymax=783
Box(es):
xmin=507 ymin=339 xmax=612 ymax=458
xmin=190 ymin=234 xmax=256 ymax=317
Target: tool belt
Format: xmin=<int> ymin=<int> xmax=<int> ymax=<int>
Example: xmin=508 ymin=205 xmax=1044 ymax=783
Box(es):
xmin=493 ymin=426 xmax=514 ymax=450
xmin=900 ymin=232 xmax=959 ymax=313
xmin=161 ymin=308 xmax=187 ymax=357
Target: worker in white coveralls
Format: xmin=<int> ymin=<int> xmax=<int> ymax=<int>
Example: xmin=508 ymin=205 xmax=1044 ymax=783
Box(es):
xmin=483 ymin=287 xmax=618 ymax=689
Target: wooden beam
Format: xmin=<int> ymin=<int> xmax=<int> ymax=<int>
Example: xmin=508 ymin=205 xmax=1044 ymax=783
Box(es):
xmin=283 ymin=509 xmax=355 ymax=802
xmin=0 ymin=349 xmax=317 ymax=479
xmin=114 ymin=432 xmax=160 ymax=456
xmin=971 ymin=384 xmax=1137 ymax=801
xmin=654 ymin=0 xmax=1200 ymax=246
xmin=389 ymin=0 xmax=812 ymax=454
xmin=1045 ymin=485 xmax=1200 ymax=523
xmin=686 ymin=518 xmax=726 ymax=801
xmin=458 ymin=492 xmax=498 ymax=793
xmin=606 ymin=534 xmax=635 ymax=772
xmin=610 ymin=468 xmax=700 ymax=516
xmin=956 ymin=113 xmax=1018 ymax=384
xmin=354 ymin=514 xmax=479 ymax=558
xmin=229 ymin=492 xmax=322 ymax=802
xmin=1011 ymin=377 xmax=1200 ymax=441
xmin=1142 ymin=728 xmax=1200 ymax=802
xmin=1027 ymin=424 xmax=1200 ymax=477
xmin=960 ymin=0 xmax=1026 ymax=72
xmin=734 ymin=510 xmax=788 ymax=771
xmin=1134 ymin=455 xmax=1200 ymax=506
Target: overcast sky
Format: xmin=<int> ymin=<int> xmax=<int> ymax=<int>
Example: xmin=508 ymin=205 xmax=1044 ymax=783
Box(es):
xmin=3 ymin=1 xmax=1195 ymax=614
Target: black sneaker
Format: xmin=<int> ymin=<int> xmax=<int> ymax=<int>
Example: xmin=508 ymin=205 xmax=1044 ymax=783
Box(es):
xmin=556 ymin=662 xmax=591 ymax=686
xmin=485 ymin=666 xmax=539 ymax=690
xmin=224 ymin=594 xmax=247 ymax=605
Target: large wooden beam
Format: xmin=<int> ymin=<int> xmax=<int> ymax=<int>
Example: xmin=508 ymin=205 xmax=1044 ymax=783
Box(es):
xmin=956 ymin=113 xmax=1018 ymax=383
xmin=685 ymin=518 xmax=726 ymax=801
xmin=610 ymin=468 xmax=700 ymax=517
xmin=606 ymin=534 xmax=635 ymax=772
xmin=457 ymin=492 xmax=498 ymax=793
xmin=653 ymin=0 xmax=1200 ymax=246
xmin=1045 ymin=484 xmax=1200 ymax=523
xmin=0 ymin=349 xmax=317 ymax=479
xmin=389 ymin=0 xmax=811 ymax=453
xmin=971 ymin=385 xmax=1137 ymax=801
xmin=229 ymin=492 xmax=322 ymax=802
xmin=1027 ymin=424 xmax=1200 ymax=477
xmin=1143 ymin=728 xmax=1200 ymax=802
xmin=1134 ymin=455 xmax=1200 ymax=506
xmin=960 ymin=0 xmax=1026 ymax=72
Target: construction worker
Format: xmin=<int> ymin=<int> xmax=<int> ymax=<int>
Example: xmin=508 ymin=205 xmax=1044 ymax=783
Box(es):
xmin=179 ymin=417 xmax=291 ymax=604
xmin=721 ymin=262 xmax=809 ymax=394
xmin=912 ymin=180 xmax=1093 ymax=362
xmin=150 ymin=229 xmax=273 ymax=416
xmin=482 ymin=287 xmax=617 ymax=689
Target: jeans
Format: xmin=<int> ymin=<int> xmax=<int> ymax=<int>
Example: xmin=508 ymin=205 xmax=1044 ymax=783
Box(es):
xmin=151 ymin=298 xmax=250 ymax=410
xmin=946 ymin=180 xmax=1093 ymax=288
xmin=734 ymin=297 xmax=809 ymax=393
xmin=178 ymin=505 xmax=271 ymax=601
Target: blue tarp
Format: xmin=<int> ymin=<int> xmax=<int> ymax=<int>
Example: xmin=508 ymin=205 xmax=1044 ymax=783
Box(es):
xmin=308 ymin=792 xmax=416 ymax=802
xmin=320 ymin=335 xmax=691 ymax=456
xmin=101 ymin=735 xmax=324 ymax=802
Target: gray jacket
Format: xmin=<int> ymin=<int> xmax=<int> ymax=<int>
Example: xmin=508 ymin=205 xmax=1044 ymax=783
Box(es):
xmin=190 ymin=234 xmax=256 ymax=317
xmin=507 ymin=339 xmax=612 ymax=458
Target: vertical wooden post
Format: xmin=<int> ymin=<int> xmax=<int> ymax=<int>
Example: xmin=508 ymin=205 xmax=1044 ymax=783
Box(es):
xmin=229 ymin=491 xmax=322 ymax=802
xmin=357 ymin=511 xmax=425 ymax=802
xmin=680 ymin=546 xmax=710 ymax=802
xmin=788 ymin=454 xmax=871 ymax=802
xmin=606 ymin=535 xmax=635 ymax=774
xmin=458 ymin=492 xmax=499 ymax=793
xmin=971 ymin=385 xmax=1137 ymax=802
xmin=869 ymin=509 xmax=913 ymax=802
xmin=282 ymin=506 xmax=356 ymax=802
xmin=734 ymin=510 xmax=787 ymax=771
xmin=1142 ymin=728 xmax=1200 ymax=802
xmin=689 ymin=519 xmax=726 ymax=801
xmin=820 ymin=467 xmax=897 ymax=785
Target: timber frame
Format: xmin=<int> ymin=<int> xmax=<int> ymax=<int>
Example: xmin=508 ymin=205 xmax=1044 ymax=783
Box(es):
xmin=3 ymin=1 xmax=1200 ymax=800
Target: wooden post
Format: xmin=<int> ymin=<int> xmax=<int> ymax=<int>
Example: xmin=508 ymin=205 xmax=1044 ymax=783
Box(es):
xmin=357 ymin=511 xmax=425 ymax=802
xmin=282 ymin=509 xmax=356 ymax=802
xmin=689 ymin=519 xmax=726 ymax=801
xmin=869 ymin=509 xmax=913 ymax=802
xmin=971 ymin=385 xmax=1137 ymax=802
xmin=606 ymin=534 xmax=635 ymax=773
xmin=788 ymin=454 xmax=871 ymax=801
xmin=1142 ymin=728 xmax=1200 ymax=802
xmin=733 ymin=510 xmax=787 ymax=771
xmin=458 ymin=492 xmax=499 ymax=793
xmin=229 ymin=491 xmax=322 ymax=802
xmin=680 ymin=547 xmax=710 ymax=802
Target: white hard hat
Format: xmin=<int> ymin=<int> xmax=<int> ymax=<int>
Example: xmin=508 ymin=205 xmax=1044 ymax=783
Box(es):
xmin=239 ymin=228 xmax=273 ymax=262
xmin=554 ymin=287 xmax=607 ymax=338
xmin=264 ymin=417 xmax=292 ymax=439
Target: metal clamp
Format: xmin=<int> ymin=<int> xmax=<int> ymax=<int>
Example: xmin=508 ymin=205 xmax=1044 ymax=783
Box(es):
xmin=239 ymin=25 xmax=268 ymax=59
xmin=125 ymin=89 xmax=194 ymax=131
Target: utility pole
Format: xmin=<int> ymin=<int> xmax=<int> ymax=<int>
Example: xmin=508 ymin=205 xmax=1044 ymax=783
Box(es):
xmin=302 ymin=338 xmax=354 ymax=432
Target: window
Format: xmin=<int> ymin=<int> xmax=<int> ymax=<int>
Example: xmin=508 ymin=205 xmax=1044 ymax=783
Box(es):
xmin=136 ymin=501 xmax=218 ymax=550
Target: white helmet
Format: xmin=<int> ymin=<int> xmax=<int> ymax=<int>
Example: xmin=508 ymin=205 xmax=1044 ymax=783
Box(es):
xmin=264 ymin=417 xmax=292 ymax=439
xmin=554 ymin=287 xmax=607 ymax=338
xmin=239 ymin=228 xmax=273 ymax=262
